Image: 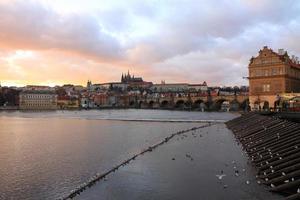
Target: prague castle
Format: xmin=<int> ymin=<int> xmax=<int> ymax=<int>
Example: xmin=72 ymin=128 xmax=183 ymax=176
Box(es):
xmin=248 ymin=46 xmax=300 ymax=110
xmin=121 ymin=71 xmax=143 ymax=83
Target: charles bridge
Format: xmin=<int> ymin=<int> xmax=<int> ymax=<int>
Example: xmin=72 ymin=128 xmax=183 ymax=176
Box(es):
xmin=127 ymin=94 xmax=249 ymax=110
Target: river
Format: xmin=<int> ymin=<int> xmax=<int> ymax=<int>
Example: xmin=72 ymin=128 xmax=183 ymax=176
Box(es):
xmin=0 ymin=110 xmax=282 ymax=200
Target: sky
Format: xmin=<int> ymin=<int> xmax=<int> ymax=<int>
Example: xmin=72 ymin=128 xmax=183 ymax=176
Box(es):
xmin=0 ymin=0 xmax=300 ymax=87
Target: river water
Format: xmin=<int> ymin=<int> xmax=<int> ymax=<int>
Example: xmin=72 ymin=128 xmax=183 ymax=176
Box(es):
xmin=0 ymin=110 xmax=282 ymax=200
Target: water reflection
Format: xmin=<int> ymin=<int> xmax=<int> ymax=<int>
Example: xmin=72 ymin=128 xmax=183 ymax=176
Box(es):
xmin=0 ymin=110 xmax=232 ymax=200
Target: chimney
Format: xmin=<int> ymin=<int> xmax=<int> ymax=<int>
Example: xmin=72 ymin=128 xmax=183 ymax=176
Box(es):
xmin=292 ymin=55 xmax=295 ymax=62
xmin=278 ymin=49 xmax=284 ymax=55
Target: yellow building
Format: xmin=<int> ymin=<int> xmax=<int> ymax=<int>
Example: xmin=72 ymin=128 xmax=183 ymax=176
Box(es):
xmin=19 ymin=90 xmax=58 ymax=110
xmin=248 ymin=46 xmax=300 ymax=110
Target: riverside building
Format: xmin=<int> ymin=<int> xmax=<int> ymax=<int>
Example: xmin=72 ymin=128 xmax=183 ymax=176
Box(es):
xmin=19 ymin=90 xmax=58 ymax=110
xmin=248 ymin=46 xmax=300 ymax=110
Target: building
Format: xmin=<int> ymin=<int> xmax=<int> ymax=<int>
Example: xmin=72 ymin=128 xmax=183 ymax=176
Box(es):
xmin=0 ymin=87 xmax=20 ymax=107
xmin=188 ymin=81 xmax=208 ymax=92
xmin=121 ymin=71 xmax=143 ymax=83
xmin=121 ymin=71 xmax=152 ymax=90
xmin=151 ymin=83 xmax=189 ymax=93
xmin=80 ymin=96 xmax=90 ymax=108
xmin=248 ymin=46 xmax=300 ymax=110
xmin=93 ymin=93 xmax=109 ymax=106
xmin=57 ymin=95 xmax=79 ymax=109
xmin=19 ymin=90 xmax=58 ymax=110
xmin=110 ymin=82 xmax=128 ymax=91
xmin=22 ymin=85 xmax=54 ymax=91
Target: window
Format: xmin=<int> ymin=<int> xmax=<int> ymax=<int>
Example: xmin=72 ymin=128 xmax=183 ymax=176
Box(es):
xmin=262 ymin=84 xmax=270 ymax=92
xmin=255 ymin=70 xmax=262 ymax=76
xmin=272 ymin=68 xmax=278 ymax=75
xmin=264 ymin=70 xmax=269 ymax=76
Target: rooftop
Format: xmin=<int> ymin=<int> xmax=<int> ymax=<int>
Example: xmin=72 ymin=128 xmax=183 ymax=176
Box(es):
xmin=20 ymin=90 xmax=57 ymax=95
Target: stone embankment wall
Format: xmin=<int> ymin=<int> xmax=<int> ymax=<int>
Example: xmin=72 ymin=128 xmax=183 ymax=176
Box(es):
xmin=226 ymin=113 xmax=300 ymax=200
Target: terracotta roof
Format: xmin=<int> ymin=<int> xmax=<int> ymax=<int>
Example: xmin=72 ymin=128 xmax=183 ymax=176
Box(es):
xmin=20 ymin=90 xmax=56 ymax=94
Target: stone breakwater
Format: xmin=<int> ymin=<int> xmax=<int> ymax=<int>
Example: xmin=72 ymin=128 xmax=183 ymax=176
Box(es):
xmin=58 ymin=122 xmax=215 ymax=200
xmin=226 ymin=113 xmax=300 ymax=200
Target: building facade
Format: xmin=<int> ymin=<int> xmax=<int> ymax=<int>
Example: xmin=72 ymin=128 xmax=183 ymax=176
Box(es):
xmin=19 ymin=90 xmax=58 ymax=110
xmin=57 ymin=95 xmax=79 ymax=109
xmin=188 ymin=81 xmax=208 ymax=92
xmin=151 ymin=83 xmax=189 ymax=93
xmin=248 ymin=46 xmax=300 ymax=110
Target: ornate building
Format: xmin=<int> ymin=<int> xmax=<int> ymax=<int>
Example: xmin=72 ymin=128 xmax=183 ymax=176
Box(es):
xmin=19 ymin=90 xmax=58 ymax=110
xmin=248 ymin=46 xmax=300 ymax=110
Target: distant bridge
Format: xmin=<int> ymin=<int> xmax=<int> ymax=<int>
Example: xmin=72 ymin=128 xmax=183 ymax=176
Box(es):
xmin=129 ymin=95 xmax=249 ymax=111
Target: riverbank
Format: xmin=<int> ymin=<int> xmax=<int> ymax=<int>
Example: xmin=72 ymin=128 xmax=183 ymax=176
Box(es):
xmin=226 ymin=113 xmax=300 ymax=200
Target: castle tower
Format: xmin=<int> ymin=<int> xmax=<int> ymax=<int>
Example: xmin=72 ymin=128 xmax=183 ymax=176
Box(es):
xmin=87 ymin=80 xmax=92 ymax=91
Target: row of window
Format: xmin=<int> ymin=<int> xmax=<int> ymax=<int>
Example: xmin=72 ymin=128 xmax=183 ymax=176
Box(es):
xmin=253 ymin=59 xmax=282 ymax=65
xmin=22 ymin=95 xmax=56 ymax=99
xmin=287 ymin=68 xmax=300 ymax=78
xmin=21 ymin=100 xmax=56 ymax=102
xmin=250 ymin=68 xmax=285 ymax=77
xmin=253 ymin=83 xmax=284 ymax=93
xmin=21 ymin=103 xmax=56 ymax=106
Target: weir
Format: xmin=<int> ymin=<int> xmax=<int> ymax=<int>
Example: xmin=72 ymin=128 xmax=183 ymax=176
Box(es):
xmin=58 ymin=122 xmax=216 ymax=200
xmin=226 ymin=113 xmax=300 ymax=200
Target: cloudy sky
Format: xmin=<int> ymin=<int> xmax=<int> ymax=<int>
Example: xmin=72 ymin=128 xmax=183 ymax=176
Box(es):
xmin=0 ymin=0 xmax=299 ymax=87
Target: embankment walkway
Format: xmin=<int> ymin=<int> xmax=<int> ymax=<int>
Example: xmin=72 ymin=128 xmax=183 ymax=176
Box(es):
xmin=226 ymin=113 xmax=300 ymax=200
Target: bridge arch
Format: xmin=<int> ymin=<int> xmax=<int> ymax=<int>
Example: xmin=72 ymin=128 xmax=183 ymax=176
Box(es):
xmin=253 ymin=100 xmax=261 ymax=111
xmin=213 ymin=99 xmax=227 ymax=111
xmin=138 ymin=101 xmax=146 ymax=108
xmin=193 ymin=99 xmax=206 ymax=110
xmin=175 ymin=100 xmax=185 ymax=109
xmin=129 ymin=100 xmax=135 ymax=107
xmin=160 ymin=100 xmax=169 ymax=108
xmin=263 ymin=101 xmax=270 ymax=111
xmin=148 ymin=100 xmax=155 ymax=108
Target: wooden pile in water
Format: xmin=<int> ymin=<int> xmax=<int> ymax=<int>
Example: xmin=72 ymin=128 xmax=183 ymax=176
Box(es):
xmin=226 ymin=113 xmax=300 ymax=200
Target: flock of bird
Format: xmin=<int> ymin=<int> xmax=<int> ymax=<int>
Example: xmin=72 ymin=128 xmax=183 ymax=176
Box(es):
xmin=215 ymin=160 xmax=250 ymax=189
xmin=59 ymin=118 xmax=279 ymax=200
xmin=226 ymin=113 xmax=300 ymax=200
xmin=58 ymin=122 xmax=215 ymax=200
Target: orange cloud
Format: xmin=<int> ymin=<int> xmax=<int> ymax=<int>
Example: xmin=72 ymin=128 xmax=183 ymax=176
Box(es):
xmin=1 ymin=0 xmax=300 ymax=87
